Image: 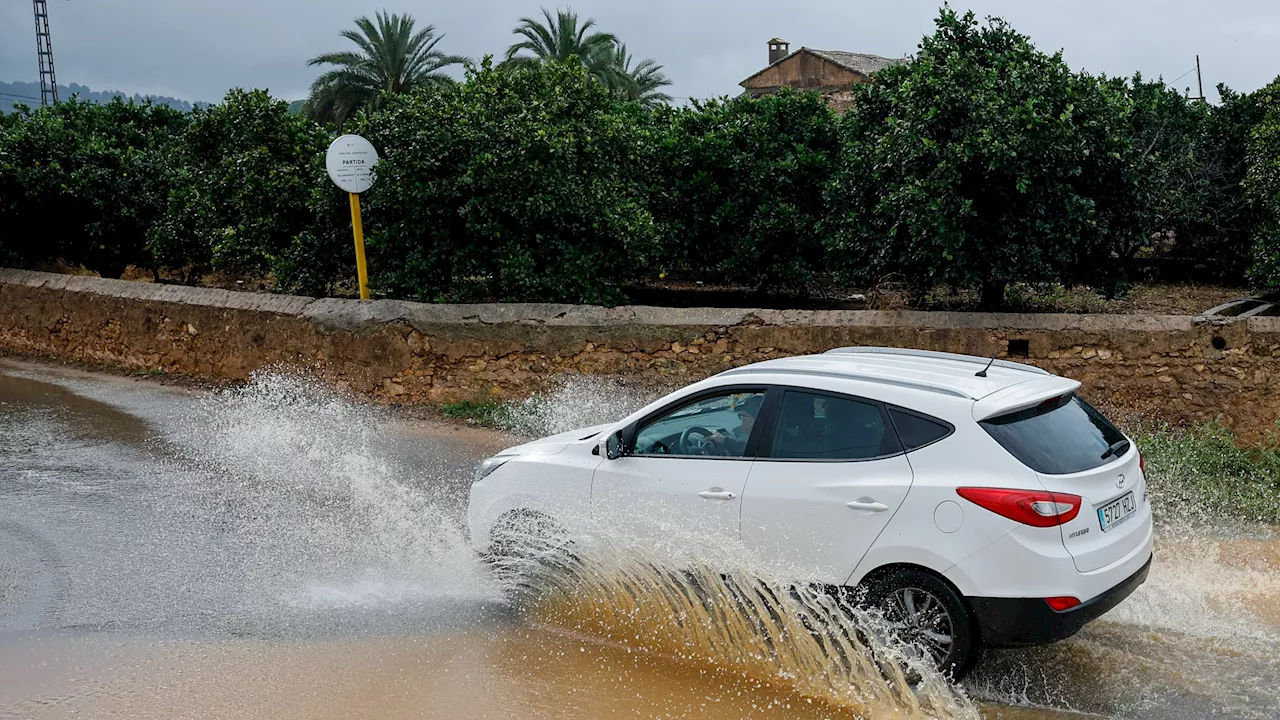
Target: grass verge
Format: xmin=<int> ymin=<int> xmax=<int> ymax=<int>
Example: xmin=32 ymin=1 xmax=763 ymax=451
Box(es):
xmin=1136 ymin=422 xmax=1280 ymax=527
xmin=440 ymin=400 xmax=510 ymax=427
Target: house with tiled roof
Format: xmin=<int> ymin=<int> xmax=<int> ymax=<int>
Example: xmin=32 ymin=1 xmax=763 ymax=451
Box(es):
xmin=740 ymin=39 xmax=904 ymax=111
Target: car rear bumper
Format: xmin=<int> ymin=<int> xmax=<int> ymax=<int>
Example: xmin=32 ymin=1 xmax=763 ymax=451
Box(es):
xmin=968 ymin=552 xmax=1152 ymax=647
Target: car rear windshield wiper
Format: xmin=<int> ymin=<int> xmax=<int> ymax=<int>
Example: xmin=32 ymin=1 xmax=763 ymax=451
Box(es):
xmin=1100 ymin=438 xmax=1131 ymax=461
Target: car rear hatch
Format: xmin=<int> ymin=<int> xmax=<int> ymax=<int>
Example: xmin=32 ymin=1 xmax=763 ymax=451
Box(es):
xmin=978 ymin=392 xmax=1151 ymax=573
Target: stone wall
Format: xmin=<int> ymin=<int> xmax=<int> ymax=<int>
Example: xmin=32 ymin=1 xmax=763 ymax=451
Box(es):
xmin=3 ymin=268 xmax=1278 ymax=442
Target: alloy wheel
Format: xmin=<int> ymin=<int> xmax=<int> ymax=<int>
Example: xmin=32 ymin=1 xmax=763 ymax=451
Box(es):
xmin=881 ymin=586 xmax=955 ymax=666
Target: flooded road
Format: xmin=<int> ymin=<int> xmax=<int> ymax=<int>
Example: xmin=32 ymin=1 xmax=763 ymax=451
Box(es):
xmin=0 ymin=359 xmax=1276 ymax=719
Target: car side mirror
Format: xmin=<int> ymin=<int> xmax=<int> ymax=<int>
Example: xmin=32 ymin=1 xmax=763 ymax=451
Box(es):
xmin=604 ymin=430 xmax=625 ymax=460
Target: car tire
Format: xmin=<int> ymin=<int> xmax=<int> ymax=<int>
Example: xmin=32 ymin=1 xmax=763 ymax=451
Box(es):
xmin=862 ymin=567 xmax=980 ymax=680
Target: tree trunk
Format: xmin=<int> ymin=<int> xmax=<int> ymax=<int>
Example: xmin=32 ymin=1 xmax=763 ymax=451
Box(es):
xmin=979 ymin=280 xmax=1006 ymax=311
xmin=96 ymin=261 xmax=127 ymax=280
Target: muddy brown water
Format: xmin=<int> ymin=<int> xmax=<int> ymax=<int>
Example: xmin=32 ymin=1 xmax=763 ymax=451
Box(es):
xmin=0 ymin=359 xmax=1276 ymax=719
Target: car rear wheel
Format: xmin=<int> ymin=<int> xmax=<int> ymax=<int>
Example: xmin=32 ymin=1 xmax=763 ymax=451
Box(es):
xmin=863 ymin=567 xmax=979 ymax=679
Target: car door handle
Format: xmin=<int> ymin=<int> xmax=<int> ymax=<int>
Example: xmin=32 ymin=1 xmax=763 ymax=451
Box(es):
xmin=846 ymin=500 xmax=889 ymax=512
xmin=698 ymin=490 xmax=737 ymax=501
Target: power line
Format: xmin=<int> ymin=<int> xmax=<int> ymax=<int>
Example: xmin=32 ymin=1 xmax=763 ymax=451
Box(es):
xmin=1168 ymin=66 xmax=1197 ymax=86
xmin=0 ymin=91 xmax=44 ymax=101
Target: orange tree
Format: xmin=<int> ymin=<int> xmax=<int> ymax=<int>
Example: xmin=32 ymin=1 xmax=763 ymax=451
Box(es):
xmin=355 ymin=58 xmax=658 ymax=304
xmin=649 ymin=90 xmax=840 ymax=296
xmin=1246 ymin=77 xmax=1280 ymax=288
xmin=824 ymin=9 xmax=1134 ymax=308
xmin=148 ymin=89 xmax=331 ymax=284
xmin=0 ymin=98 xmax=186 ymax=277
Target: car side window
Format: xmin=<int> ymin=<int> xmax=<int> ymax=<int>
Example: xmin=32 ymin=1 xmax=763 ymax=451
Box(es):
xmin=887 ymin=407 xmax=953 ymax=451
xmin=633 ymin=391 xmax=766 ymax=458
xmin=769 ymin=391 xmax=894 ymax=460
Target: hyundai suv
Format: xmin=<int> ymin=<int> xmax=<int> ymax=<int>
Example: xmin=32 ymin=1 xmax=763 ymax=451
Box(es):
xmin=468 ymin=347 xmax=1154 ymax=676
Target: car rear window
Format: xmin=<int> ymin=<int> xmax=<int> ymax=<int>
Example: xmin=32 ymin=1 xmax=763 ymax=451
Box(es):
xmin=887 ymin=408 xmax=953 ymax=451
xmin=980 ymin=394 xmax=1127 ymax=475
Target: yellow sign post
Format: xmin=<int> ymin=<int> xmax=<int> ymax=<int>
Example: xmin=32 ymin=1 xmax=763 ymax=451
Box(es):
xmin=326 ymin=134 xmax=380 ymax=301
xmin=349 ymin=192 xmax=370 ymax=300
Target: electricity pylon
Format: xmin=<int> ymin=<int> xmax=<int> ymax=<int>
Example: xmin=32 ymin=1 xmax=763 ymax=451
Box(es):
xmin=33 ymin=0 xmax=59 ymax=105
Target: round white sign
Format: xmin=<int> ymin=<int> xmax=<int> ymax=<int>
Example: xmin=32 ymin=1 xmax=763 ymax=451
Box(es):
xmin=325 ymin=134 xmax=379 ymax=194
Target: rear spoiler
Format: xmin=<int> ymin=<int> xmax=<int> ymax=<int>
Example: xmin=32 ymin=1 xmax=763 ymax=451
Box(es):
xmin=972 ymin=377 xmax=1082 ymax=422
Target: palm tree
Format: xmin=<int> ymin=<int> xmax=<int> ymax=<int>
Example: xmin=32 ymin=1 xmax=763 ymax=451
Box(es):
xmin=504 ymin=7 xmax=617 ymax=75
xmin=606 ymin=44 xmax=673 ymax=108
xmin=305 ymin=12 xmax=467 ymax=126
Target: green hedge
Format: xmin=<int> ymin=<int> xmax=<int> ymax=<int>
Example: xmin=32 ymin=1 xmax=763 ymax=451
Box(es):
xmin=650 ymin=91 xmax=840 ymax=295
xmin=360 ymin=59 xmax=659 ymax=304
xmin=3 ymin=10 xmax=1280 ymax=304
xmin=147 ymin=89 xmax=332 ymax=285
xmin=0 ymin=98 xmax=187 ymax=277
xmin=824 ymin=11 xmax=1135 ymax=307
xmin=1247 ymin=78 xmax=1280 ymax=287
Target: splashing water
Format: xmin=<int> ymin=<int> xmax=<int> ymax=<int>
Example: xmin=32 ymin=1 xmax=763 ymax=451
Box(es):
xmin=488 ymin=511 xmax=980 ymax=720
xmin=170 ymin=372 xmax=976 ymax=717
xmin=165 ymin=372 xmax=493 ymax=615
xmin=499 ymin=374 xmax=660 ymax=436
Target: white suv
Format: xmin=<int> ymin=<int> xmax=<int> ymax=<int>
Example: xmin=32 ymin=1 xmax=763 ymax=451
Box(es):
xmin=468 ymin=347 xmax=1154 ymax=676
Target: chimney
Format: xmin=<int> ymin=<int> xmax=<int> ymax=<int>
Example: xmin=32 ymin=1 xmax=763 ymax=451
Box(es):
xmin=768 ymin=38 xmax=790 ymax=65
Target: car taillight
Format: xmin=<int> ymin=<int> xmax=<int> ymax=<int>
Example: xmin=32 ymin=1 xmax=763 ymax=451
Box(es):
xmin=956 ymin=487 xmax=1082 ymax=528
xmin=1139 ymin=449 xmax=1145 ymax=475
xmin=1045 ymin=596 xmax=1081 ymax=612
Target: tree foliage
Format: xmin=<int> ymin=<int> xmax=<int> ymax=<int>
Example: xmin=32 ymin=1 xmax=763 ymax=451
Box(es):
xmin=607 ymin=44 xmax=673 ymax=108
xmin=503 ymin=7 xmax=671 ymax=109
xmin=1246 ymin=78 xmax=1280 ymax=288
xmin=358 ymin=59 xmax=658 ymax=303
xmin=1111 ymin=75 xmax=1205 ymax=273
xmin=652 ymin=91 xmax=839 ymax=294
xmin=3 ymin=9 xmax=1279 ymax=306
xmin=305 ymin=12 xmax=467 ymax=127
xmin=0 ymin=98 xmax=186 ymax=277
xmin=825 ymin=9 xmax=1134 ymax=307
xmin=149 ymin=89 xmax=331 ymax=282
xmin=504 ymin=7 xmax=618 ymax=73
xmin=1183 ymin=85 xmax=1267 ymax=280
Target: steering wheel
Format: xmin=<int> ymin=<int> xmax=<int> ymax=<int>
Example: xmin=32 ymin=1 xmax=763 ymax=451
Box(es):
xmin=678 ymin=426 xmax=720 ymax=456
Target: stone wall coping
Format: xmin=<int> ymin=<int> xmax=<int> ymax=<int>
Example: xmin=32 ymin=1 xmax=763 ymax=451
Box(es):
xmin=0 ymin=267 xmax=1251 ymax=334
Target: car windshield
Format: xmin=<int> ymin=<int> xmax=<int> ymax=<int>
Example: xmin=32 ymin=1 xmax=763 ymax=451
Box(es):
xmin=634 ymin=392 xmax=763 ymax=457
xmin=980 ymin=393 xmax=1127 ymax=475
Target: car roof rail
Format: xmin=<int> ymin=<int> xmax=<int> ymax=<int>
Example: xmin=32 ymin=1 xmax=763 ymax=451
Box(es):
xmin=719 ymin=365 xmax=974 ymax=399
xmin=824 ymin=347 xmax=1050 ymax=376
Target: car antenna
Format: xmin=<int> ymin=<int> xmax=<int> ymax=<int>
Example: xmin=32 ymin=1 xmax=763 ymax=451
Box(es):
xmin=975 ymin=352 xmax=999 ymax=378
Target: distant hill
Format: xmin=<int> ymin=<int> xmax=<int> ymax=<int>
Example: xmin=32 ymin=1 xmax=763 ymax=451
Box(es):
xmin=1 ymin=80 xmax=308 ymax=116
xmin=0 ymin=80 xmax=210 ymax=113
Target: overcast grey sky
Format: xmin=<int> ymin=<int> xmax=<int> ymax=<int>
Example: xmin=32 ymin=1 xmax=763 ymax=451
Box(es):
xmin=2 ymin=1 xmax=1278 ymax=104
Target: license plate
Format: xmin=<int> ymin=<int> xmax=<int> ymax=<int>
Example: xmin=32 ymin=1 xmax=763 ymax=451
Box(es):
xmin=1097 ymin=492 xmax=1137 ymax=532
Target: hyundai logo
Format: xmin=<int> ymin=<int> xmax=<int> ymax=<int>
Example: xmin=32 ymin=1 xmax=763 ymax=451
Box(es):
xmin=1116 ymin=474 xmax=1126 ymax=488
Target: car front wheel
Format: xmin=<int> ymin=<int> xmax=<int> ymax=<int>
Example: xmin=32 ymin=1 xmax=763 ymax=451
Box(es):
xmin=862 ymin=567 xmax=979 ymax=679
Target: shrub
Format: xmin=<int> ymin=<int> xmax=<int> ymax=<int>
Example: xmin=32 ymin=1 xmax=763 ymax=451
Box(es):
xmin=1168 ymin=85 xmax=1265 ymax=282
xmin=148 ymin=89 xmax=331 ymax=283
xmin=650 ymin=91 xmax=840 ymax=295
xmin=358 ymin=59 xmax=658 ymax=304
xmin=1108 ymin=75 xmax=1207 ymax=279
xmin=1246 ymin=77 xmax=1280 ymax=288
xmin=824 ymin=9 xmax=1134 ymax=308
xmin=272 ymin=180 xmax=363 ymax=297
xmin=0 ymin=98 xmax=187 ymax=277
xmin=1138 ymin=422 xmax=1280 ymax=526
